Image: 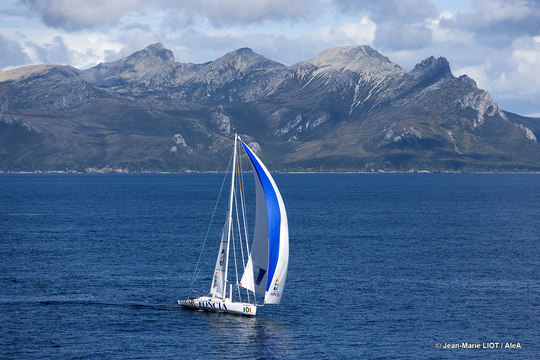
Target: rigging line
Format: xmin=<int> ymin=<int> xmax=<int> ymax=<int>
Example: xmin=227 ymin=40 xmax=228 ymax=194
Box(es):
xmin=234 ymin=179 xmax=247 ymax=302
xmin=240 ymin=163 xmax=250 ymax=261
xmin=236 ymin=181 xmax=246 ymax=271
xmin=189 ymin=150 xmax=234 ymax=290
xmin=222 ymin=134 xmax=238 ymax=301
xmin=236 ymin=147 xmax=242 ymax=192
xmin=238 ymin=147 xmax=249 ymax=245
xmin=238 ymin=146 xmax=251 ymax=289
xmin=232 ymin=186 xmax=242 ymax=302
xmin=236 ymin=145 xmax=249 ymax=264
xmin=236 ymin=145 xmax=251 ymax=302
xmin=238 ymin=143 xmax=256 ymax=304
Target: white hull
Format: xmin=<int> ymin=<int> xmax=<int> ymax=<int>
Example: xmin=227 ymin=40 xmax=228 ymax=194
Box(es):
xmin=178 ymin=297 xmax=257 ymax=316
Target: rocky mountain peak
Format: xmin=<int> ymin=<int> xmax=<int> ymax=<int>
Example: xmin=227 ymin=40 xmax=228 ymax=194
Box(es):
xmin=126 ymin=43 xmax=175 ymax=64
xmin=191 ymin=47 xmax=286 ymax=91
xmin=78 ymin=43 xmax=177 ymax=86
xmin=0 ymin=64 xmax=79 ymax=83
xmin=410 ymin=56 xmax=453 ymax=81
xmin=301 ymin=45 xmax=404 ymax=75
xmin=211 ymin=47 xmax=285 ymax=73
xmin=458 ymin=74 xmax=478 ymax=89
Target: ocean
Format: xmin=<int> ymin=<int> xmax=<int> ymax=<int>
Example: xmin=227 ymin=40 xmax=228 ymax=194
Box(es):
xmin=1 ymin=173 xmax=539 ymax=359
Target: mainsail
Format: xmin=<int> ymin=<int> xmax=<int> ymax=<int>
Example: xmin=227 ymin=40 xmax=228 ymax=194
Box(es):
xmin=209 ymin=222 xmax=228 ymax=299
xmin=239 ymin=140 xmax=289 ymax=304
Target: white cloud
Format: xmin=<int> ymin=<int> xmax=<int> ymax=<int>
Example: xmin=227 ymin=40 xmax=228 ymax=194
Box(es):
xmin=513 ymin=39 xmax=540 ymax=89
xmin=162 ymin=0 xmax=324 ymax=26
xmin=495 ymin=37 xmax=540 ymax=110
xmin=22 ymin=0 xmax=145 ymax=30
xmin=308 ymin=18 xmax=376 ymax=47
xmin=375 ymin=22 xmax=433 ymax=51
xmin=428 ymin=12 xmax=471 ymax=44
xmin=335 ymin=0 xmax=438 ymax=23
xmin=0 ymin=34 xmax=30 ymax=68
xmin=442 ymin=0 xmax=540 ymax=47
xmin=2 ymin=27 xmax=127 ymax=70
xmin=469 ymin=0 xmax=533 ymax=24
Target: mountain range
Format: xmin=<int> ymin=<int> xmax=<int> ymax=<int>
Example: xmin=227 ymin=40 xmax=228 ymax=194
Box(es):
xmin=1 ymin=43 xmax=539 ymax=172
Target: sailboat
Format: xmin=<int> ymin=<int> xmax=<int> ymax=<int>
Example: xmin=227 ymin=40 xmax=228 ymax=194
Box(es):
xmin=178 ymin=134 xmax=288 ymax=316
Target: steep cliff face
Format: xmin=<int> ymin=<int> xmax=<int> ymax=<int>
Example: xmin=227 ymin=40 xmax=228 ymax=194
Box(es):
xmin=0 ymin=43 xmax=539 ymax=172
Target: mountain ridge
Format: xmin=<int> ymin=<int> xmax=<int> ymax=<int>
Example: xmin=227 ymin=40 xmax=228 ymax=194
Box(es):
xmin=1 ymin=43 xmax=539 ymax=172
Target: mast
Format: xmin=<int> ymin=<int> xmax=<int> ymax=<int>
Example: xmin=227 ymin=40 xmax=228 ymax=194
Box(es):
xmin=223 ymin=133 xmax=238 ymax=300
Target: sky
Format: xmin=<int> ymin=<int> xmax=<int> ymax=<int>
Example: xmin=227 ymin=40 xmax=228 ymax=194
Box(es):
xmin=1 ymin=0 xmax=539 ymax=117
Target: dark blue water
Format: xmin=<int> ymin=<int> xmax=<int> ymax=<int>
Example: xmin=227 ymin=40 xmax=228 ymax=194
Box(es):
xmin=1 ymin=173 xmax=539 ymax=359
